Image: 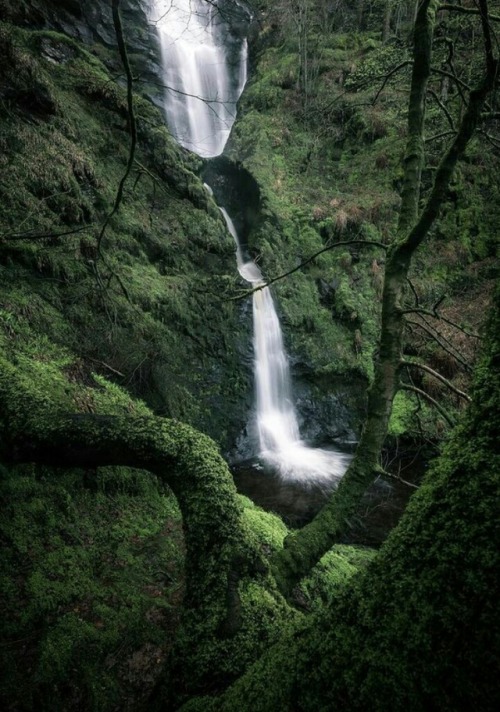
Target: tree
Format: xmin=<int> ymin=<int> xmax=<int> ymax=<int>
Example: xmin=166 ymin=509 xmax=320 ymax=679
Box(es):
xmin=191 ymin=283 xmax=500 ymax=711
xmin=270 ymin=0 xmax=499 ymax=594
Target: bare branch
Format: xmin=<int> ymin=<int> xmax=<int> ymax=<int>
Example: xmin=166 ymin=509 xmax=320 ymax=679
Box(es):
xmin=438 ymin=4 xmax=500 ymax=23
xmin=401 ymin=358 xmax=472 ymax=402
xmin=230 ymin=239 xmax=387 ymax=301
xmin=431 ymin=66 xmax=471 ymax=95
xmin=428 ymin=88 xmax=455 ymax=129
xmin=1 ymin=225 xmax=93 ymax=242
xmin=375 ymin=466 xmax=419 ymax=490
xmin=479 ymin=128 xmax=500 ymax=149
xmin=405 ymin=318 xmax=473 ymax=371
xmin=372 ymin=60 xmax=413 ymax=105
xmin=401 ymin=384 xmax=456 ymax=426
xmin=96 ymin=0 xmax=138 ymax=256
xmin=425 ymin=129 xmax=457 ymax=143
xmin=87 ymin=357 xmax=126 ymax=379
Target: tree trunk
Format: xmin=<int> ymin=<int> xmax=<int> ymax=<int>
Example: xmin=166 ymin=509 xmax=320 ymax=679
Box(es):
xmin=0 ymin=358 xmax=265 ymax=703
xmin=383 ymin=0 xmax=393 ymax=42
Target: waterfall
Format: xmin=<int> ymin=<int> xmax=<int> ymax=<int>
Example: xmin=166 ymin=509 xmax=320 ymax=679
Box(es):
xmin=147 ymin=0 xmax=248 ymax=157
xmin=149 ymin=0 xmax=349 ymax=482
xmin=220 ymin=209 xmax=349 ymax=482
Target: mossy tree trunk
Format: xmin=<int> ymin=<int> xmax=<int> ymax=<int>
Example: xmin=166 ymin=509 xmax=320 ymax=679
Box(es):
xmin=271 ymin=0 xmax=498 ymax=595
xmin=200 ymin=287 xmax=500 ymax=712
xmin=0 ymin=359 xmax=265 ymax=703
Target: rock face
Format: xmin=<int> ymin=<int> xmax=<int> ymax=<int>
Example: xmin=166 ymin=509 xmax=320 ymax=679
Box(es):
xmin=6 ymin=1 xmax=163 ymax=101
xmin=202 ymin=156 xmax=365 ymax=451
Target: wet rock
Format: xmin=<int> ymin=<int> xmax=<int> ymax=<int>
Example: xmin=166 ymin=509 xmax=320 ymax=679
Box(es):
xmin=202 ymin=156 xmax=261 ymax=244
xmin=40 ymin=37 xmax=77 ymax=63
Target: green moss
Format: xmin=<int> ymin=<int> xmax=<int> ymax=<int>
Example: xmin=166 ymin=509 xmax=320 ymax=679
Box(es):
xmin=240 ymin=495 xmax=289 ymax=554
xmin=0 ymin=20 xmax=251 ymax=450
xmin=0 ymin=462 xmax=183 ymax=710
xmin=299 ymin=544 xmax=376 ymax=610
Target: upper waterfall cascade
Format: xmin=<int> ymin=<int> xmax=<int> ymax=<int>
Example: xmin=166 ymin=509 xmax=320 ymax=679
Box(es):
xmin=147 ymin=0 xmax=248 ymax=157
xmin=149 ymin=0 xmax=349 ymax=482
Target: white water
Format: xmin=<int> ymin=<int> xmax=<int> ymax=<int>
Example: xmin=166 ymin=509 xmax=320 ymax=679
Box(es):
xmin=220 ymin=209 xmax=349 ymax=482
xmin=151 ymin=1 xmax=349 ymax=482
xmin=147 ymin=0 xmax=248 ymax=157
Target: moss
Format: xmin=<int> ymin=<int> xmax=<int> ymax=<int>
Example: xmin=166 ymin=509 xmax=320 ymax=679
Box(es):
xmin=298 ymin=544 xmax=376 ymax=610
xmin=239 ymin=495 xmax=289 ymax=554
xmin=0 ymin=462 xmax=184 ymax=710
xmin=199 ymin=293 xmax=500 ymax=712
xmin=0 ymin=338 xmax=297 ymax=708
xmin=0 ymin=20 xmax=252 ymax=451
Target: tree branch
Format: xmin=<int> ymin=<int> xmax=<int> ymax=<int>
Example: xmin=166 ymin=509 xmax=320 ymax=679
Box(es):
xmin=401 ymin=383 xmax=456 ymax=426
xmin=230 ymin=239 xmax=386 ymax=300
xmin=438 ymin=4 xmax=500 ymax=23
xmin=405 ymin=317 xmax=473 ymax=371
xmin=97 ymin=0 xmax=137 ymax=255
xmin=428 ymin=88 xmax=455 ymax=129
xmin=372 ymin=60 xmax=413 ymax=105
xmin=0 ymin=355 xmax=257 ymax=702
xmin=1 ymin=225 xmax=93 ymax=242
xmin=402 ymin=304 xmax=482 ymax=339
xmin=401 ymin=358 xmax=471 ymax=402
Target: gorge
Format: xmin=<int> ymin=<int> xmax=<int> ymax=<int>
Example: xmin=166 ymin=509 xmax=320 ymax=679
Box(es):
xmin=0 ymin=1 xmax=498 ymax=710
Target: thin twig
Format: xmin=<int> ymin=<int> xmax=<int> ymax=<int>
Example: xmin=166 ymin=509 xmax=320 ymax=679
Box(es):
xmin=402 ymin=305 xmax=481 ymax=339
xmin=87 ymin=357 xmax=125 ymax=379
xmin=401 ymin=358 xmax=471 ymax=402
xmin=438 ymin=4 xmax=500 ymax=23
xmin=1 ymin=225 xmax=93 ymax=241
xmin=428 ymin=88 xmax=456 ymax=129
xmin=96 ymin=0 xmax=137 ymax=255
xmin=230 ymin=239 xmax=386 ymax=301
xmin=372 ymin=60 xmax=413 ymax=105
xmin=401 ymin=384 xmax=456 ymax=426
xmin=405 ymin=318 xmax=473 ymax=372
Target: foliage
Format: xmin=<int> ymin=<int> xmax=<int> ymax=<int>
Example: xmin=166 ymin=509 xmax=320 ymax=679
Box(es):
xmin=226 ymin=0 xmax=499 ymax=441
xmin=0 ymin=2 xmax=499 ymax=710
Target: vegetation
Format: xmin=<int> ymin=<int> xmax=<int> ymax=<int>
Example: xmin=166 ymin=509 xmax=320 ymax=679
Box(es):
xmin=0 ymin=1 xmax=498 ymax=711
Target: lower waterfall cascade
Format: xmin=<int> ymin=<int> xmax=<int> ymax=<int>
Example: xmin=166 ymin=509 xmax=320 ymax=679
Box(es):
xmin=220 ymin=208 xmax=350 ymax=482
xmin=148 ymin=0 xmax=350 ymax=483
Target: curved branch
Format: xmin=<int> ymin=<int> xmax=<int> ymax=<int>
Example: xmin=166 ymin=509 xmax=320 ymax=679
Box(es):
xmin=401 ymin=383 xmax=456 ymax=426
xmin=428 ymin=88 xmax=455 ymax=130
xmin=372 ymin=60 xmax=413 ymax=105
xmin=231 ymin=240 xmax=386 ymax=301
xmin=401 ymin=358 xmax=471 ymax=402
xmin=0 ymin=357 xmax=256 ymax=701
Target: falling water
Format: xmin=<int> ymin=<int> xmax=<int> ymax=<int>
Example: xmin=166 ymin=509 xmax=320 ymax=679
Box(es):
xmin=220 ymin=209 xmax=349 ymax=482
xmin=147 ymin=0 xmax=248 ymax=157
xmin=150 ymin=0 xmax=349 ymax=482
